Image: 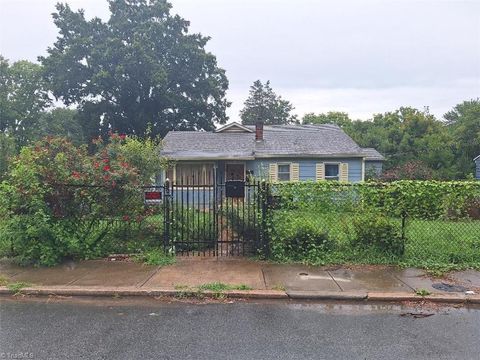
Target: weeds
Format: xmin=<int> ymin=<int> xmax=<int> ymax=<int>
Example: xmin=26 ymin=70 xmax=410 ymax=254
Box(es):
xmin=415 ymin=288 xmax=431 ymax=297
xmin=7 ymin=282 xmax=31 ymax=295
xmin=197 ymin=282 xmax=253 ymax=292
xmin=134 ymin=249 xmax=175 ymax=266
xmin=0 ymin=276 xmax=9 ymax=286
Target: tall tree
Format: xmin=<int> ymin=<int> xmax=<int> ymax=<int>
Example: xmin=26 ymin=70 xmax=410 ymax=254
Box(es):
xmin=240 ymin=80 xmax=297 ymax=125
xmin=302 ymin=111 xmax=352 ymax=128
xmin=40 ymin=0 xmax=230 ymax=141
xmin=0 ymin=56 xmax=50 ymax=147
xmin=348 ymin=107 xmax=455 ymax=178
xmin=444 ymin=99 xmax=480 ymax=178
xmin=34 ymin=108 xmax=85 ymax=145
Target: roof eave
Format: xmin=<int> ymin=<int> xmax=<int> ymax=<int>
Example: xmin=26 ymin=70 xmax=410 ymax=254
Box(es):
xmin=253 ymin=153 xmax=366 ymax=159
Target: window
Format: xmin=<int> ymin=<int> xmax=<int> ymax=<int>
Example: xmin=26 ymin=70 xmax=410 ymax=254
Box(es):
xmin=277 ymin=164 xmax=291 ymax=181
xmin=167 ymin=163 xmax=214 ymax=185
xmin=325 ymin=164 xmax=339 ymax=181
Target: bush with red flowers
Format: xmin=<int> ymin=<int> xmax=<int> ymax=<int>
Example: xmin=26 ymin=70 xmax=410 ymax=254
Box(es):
xmin=0 ymin=134 xmax=166 ymax=266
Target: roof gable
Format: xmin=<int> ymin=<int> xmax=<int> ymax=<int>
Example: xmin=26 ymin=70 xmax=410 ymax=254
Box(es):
xmin=215 ymin=122 xmax=253 ymax=133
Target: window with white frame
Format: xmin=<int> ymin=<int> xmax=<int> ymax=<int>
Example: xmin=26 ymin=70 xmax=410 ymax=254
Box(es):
xmin=325 ymin=164 xmax=339 ymax=181
xmin=277 ymin=164 xmax=291 ymax=181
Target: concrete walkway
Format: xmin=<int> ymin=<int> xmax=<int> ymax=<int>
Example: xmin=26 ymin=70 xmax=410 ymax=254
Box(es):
xmin=1 ymin=258 xmax=479 ymax=300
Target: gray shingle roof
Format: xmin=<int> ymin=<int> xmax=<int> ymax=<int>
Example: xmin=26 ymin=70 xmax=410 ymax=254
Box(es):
xmin=161 ymin=123 xmax=377 ymax=160
xmin=362 ymin=147 xmax=385 ymax=161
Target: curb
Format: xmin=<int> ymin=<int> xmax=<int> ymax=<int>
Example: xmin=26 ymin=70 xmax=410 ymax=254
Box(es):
xmin=0 ymin=287 xmax=479 ymax=303
xmin=0 ymin=287 xmax=288 ymax=300
xmin=287 ymin=290 xmax=368 ymax=300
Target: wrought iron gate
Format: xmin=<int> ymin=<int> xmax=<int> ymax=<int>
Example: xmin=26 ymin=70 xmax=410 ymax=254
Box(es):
xmin=162 ymin=179 xmax=270 ymax=256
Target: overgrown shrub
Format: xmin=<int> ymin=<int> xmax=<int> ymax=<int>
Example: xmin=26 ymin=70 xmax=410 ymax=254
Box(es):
xmin=169 ymin=208 xmax=216 ymax=252
xmin=351 ymin=212 xmax=405 ymax=256
xmin=0 ymin=135 xmax=165 ymax=266
xmin=271 ymin=214 xmax=336 ymax=262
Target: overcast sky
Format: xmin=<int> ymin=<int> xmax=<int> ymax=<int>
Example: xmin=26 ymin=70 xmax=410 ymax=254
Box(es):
xmin=1 ymin=0 xmax=479 ymax=121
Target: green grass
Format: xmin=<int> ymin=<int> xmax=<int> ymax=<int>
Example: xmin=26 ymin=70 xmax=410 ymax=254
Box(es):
xmin=415 ymin=288 xmax=431 ymax=297
xmin=7 ymin=282 xmax=31 ymax=294
xmin=197 ymin=282 xmax=253 ymax=292
xmin=134 ymin=249 xmax=176 ymax=266
xmin=271 ymin=210 xmax=480 ymax=270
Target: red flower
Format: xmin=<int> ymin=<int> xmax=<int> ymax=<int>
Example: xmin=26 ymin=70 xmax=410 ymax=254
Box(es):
xmin=121 ymin=162 xmax=129 ymax=168
xmin=103 ymin=165 xmax=111 ymax=171
xmin=119 ymin=134 xmax=126 ymax=140
xmin=71 ymin=171 xmax=81 ymax=179
xmin=93 ymin=162 xmax=100 ymax=169
xmin=103 ymin=158 xmax=109 ymax=163
xmin=122 ymin=215 xmax=130 ymax=222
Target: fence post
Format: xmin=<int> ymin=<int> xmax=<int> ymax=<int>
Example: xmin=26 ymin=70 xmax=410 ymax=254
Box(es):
xmin=260 ymin=180 xmax=270 ymax=258
xmin=163 ymin=179 xmax=170 ymax=251
xmin=401 ymin=210 xmax=407 ymax=255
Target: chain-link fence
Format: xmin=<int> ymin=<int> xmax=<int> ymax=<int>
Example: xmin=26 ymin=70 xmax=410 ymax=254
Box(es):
xmin=268 ymin=181 xmax=480 ymax=267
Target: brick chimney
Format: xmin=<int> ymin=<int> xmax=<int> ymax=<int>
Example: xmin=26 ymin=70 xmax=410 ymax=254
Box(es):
xmin=255 ymin=121 xmax=264 ymax=141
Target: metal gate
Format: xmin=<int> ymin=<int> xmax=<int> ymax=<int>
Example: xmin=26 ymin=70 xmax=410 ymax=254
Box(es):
xmin=162 ymin=179 xmax=270 ymax=256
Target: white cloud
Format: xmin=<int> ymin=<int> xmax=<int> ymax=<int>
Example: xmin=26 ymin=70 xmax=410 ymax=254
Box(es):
xmin=227 ymin=78 xmax=480 ymax=121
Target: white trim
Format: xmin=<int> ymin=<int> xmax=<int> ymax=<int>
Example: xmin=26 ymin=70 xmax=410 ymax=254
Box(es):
xmin=164 ymin=154 xmax=365 ymax=161
xmin=277 ymin=162 xmax=292 ymax=182
xmin=254 ymin=153 xmax=365 ymax=159
xmin=164 ymin=156 xmax=255 ymax=161
xmin=361 ymin=158 xmax=365 ymax=182
xmin=215 ymin=122 xmax=253 ymax=133
xmin=324 ymin=162 xmax=341 ymax=181
xmin=474 ymin=155 xmax=480 ymax=161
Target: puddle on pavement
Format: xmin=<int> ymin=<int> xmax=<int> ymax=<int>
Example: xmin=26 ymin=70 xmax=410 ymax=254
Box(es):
xmin=285 ymin=301 xmax=480 ymax=316
xmin=432 ymin=282 xmax=469 ymax=293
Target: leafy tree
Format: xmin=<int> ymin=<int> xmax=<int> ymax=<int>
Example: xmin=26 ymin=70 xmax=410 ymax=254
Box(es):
xmin=302 ymin=111 xmax=352 ymax=129
xmin=380 ymin=160 xmax=434 ymax=181
xmin=40 ymin=0 xmax=230 ymax=140
xmin=0 ymin=56 xmax=50 ymax=147
xmin=444 ymin=99 xmax=480 ymax=178
xmin=0 ymin=134 xmax=15 ymax=179
xmin=346 ymin=107 xmax=455 ymax=179
xmin=240 ymin=80 xmax=297 ymax=125
xmin=34 ymin=108 xmax=85 ymax=145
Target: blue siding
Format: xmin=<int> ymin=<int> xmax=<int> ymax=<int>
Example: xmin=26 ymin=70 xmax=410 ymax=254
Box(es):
xmin=161 ymin=157 xmax=365 ymax=185
xmin=246 ymin=158 xmax=364 ymax=183
xmin=476 ymin=158 xmax=480 ymax=180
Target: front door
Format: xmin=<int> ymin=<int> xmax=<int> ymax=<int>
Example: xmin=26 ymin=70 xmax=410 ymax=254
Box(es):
xmin=225 ymin=163 xmax=245 ymax=181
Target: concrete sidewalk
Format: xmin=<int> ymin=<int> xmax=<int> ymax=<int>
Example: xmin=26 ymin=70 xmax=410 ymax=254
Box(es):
xmin=1 ymin=257 xmax=479 ymax=302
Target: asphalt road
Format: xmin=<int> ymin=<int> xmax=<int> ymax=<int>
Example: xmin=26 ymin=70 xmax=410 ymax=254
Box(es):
xmin=1 ymin=298 xmax=479 ymax=360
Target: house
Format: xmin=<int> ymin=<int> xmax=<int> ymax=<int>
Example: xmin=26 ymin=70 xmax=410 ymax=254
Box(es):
xmin=475 ymin=155 xmax=480 ymax=180
xmin=159 ymin=122 xmax=384 ymax=185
